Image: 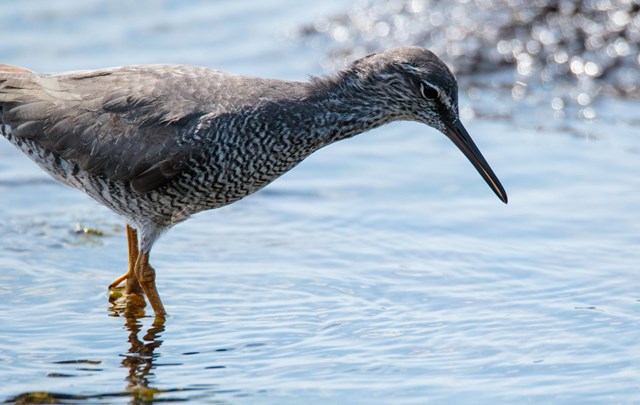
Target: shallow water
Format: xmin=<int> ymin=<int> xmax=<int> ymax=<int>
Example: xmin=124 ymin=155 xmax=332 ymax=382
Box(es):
xmin=1 ymin=1 xmax=639 ymax=403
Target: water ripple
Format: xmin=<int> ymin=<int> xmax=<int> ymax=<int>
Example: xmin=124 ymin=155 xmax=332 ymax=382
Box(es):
xmin=1 ymin=0 xmax=639 ymax=403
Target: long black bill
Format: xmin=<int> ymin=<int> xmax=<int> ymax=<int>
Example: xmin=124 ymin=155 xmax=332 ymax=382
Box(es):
xmin=445 ymin=119 xmax=508 ymax=204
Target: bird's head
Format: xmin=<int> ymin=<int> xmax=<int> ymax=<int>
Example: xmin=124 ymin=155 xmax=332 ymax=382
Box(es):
xmin=349 ymin=47 xmax=508 ymax=204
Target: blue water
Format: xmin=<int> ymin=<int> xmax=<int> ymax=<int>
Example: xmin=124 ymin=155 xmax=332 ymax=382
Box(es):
xmin=1 ymin=1 xmax=639 ymax=403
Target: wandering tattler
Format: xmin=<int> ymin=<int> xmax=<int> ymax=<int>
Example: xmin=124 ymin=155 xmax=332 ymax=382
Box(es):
xmin=0 ymin=47 xmax=507 ymax=318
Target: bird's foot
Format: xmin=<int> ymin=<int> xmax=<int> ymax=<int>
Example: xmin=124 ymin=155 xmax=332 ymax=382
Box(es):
xmin=108 ymin=288 xmax=147 ymax=319
xmin=108 ymin=272 xmax=129 ymax=288
xmin=108 ymin=270 xmax=143 ymax=294
xmin=108 ymin=270 xmax=146 ymax=317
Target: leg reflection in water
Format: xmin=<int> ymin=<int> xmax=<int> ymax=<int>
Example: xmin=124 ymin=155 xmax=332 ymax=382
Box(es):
xmin=109 ymin=291 xmax=166 ymax=402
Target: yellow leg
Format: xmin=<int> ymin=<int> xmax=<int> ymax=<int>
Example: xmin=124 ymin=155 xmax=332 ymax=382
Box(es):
xmin=109 ymin=225 xmax=142 ymax=295
xmin=135 ymin=251 xmax=167 ymax=318
xmin=109 ymin=273 xmax=128 ymax=288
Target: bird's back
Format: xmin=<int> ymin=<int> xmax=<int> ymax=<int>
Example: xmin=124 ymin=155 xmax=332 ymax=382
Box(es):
xmin=1 ymin=64 xmax=298 ymax=185
xmin=1 ymin=64 xmax=315 ymax=224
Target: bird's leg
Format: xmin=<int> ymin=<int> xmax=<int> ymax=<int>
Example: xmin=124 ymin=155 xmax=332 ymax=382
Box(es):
xmin=109 ymin=225 xmax=142 ymax=295
xmin=124 ymin=226 xmax=144 ymax=294
xmin=134 ymin=251 xmax=167 ymax=318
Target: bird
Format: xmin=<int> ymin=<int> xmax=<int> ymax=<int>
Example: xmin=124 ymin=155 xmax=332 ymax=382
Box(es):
xmin=0 ymin=47 xmax=507 ymax=318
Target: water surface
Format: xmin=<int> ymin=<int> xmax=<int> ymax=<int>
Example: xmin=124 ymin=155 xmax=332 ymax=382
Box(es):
xmin=0 ymin=1 xmax=639 ymax=403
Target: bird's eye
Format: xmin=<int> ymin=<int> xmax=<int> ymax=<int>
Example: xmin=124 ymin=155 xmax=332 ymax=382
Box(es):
xmin=419 ymin=83 xmax=439 ymax=100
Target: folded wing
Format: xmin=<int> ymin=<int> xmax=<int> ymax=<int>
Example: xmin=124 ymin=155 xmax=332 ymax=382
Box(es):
xmin=0 ymin=64 xmax=225 ymax=193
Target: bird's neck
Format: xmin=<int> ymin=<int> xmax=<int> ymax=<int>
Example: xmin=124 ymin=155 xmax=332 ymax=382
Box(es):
xmin=304 ymin=72 xmax=398 ymax=147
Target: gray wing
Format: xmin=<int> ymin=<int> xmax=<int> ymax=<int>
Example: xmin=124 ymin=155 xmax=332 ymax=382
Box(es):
xmin=0 ymin=64 xmax=234 ymax=193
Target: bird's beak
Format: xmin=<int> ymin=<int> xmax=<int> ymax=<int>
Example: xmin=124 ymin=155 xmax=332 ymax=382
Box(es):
xmin=444 ymin=119 xmax=508 ymax=204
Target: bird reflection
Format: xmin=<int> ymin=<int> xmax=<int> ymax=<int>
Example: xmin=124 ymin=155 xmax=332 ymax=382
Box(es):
xmin=109 ymin=290 xmax=166 ymax=402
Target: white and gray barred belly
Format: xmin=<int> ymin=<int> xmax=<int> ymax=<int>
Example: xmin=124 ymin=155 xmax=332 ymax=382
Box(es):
xmin=1 ymin=123 xmax=193 ymax=227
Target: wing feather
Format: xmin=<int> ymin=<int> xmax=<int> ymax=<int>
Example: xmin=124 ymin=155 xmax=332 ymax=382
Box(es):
xmin=0 ymin=64 xmax=217 ymax=192
xmin=1 ymin=63 xmax=307 ymax=193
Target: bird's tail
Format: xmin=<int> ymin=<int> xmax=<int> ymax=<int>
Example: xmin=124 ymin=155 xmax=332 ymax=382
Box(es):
xmin=0 ymin=64 xmax=37 ymax=133
xmin=0 ymin=64 xmax=33 ymax=74
xmin=0 ymin=64 xmax=36 ymax=101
